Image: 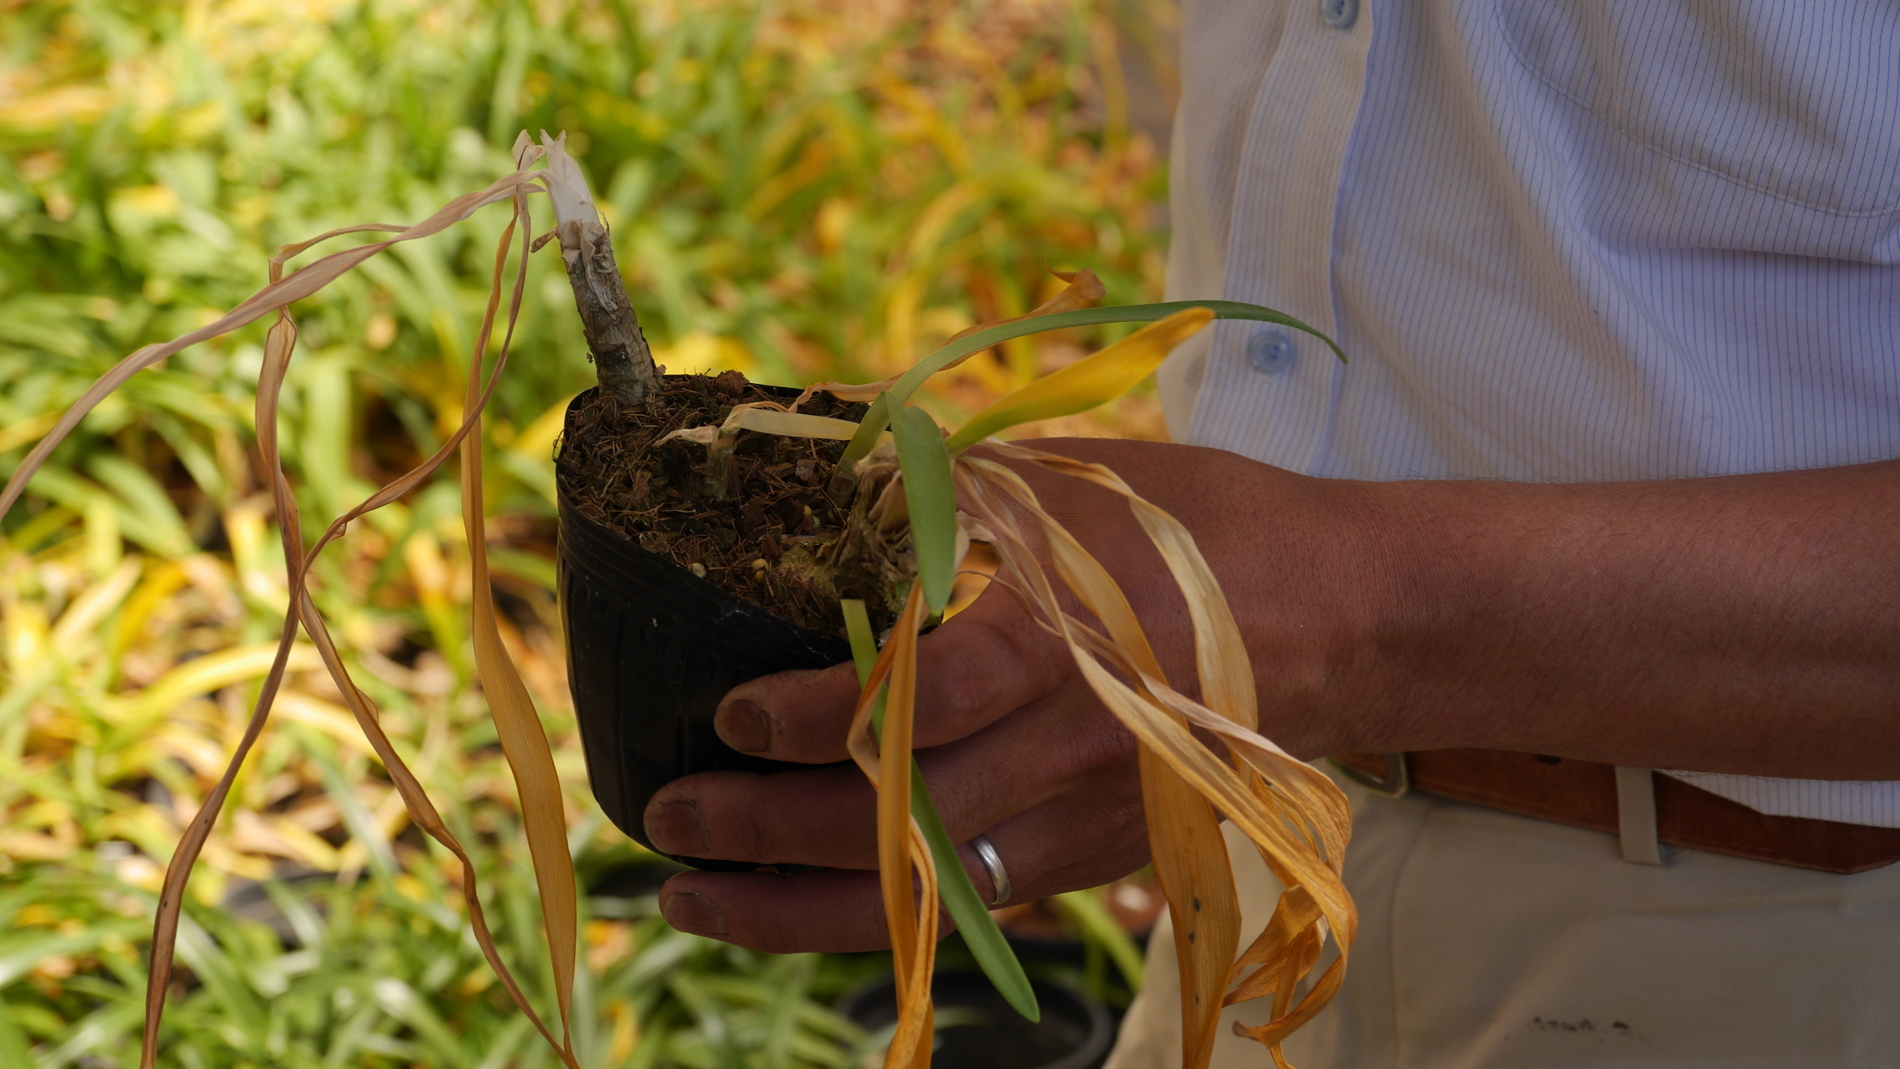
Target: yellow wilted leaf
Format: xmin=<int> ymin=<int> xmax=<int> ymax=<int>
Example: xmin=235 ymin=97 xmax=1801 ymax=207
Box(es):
xmin=275 ymin=692 xmax=379 ymax=756
xmin=944 ymin=307 xmax=1212 ymax=452
xmin=455 ymin=200 xmax=580 ymax=1064
xmin=950 ymin=446 xmax=1357 ymax=1067
xmin=109 ymin=184 xmax=182 ymax=220
xmin=1141 ymin=752 xmax=1241 ymax=1069
xmin=725 ymin=405 xmax=860 ymax=440
xmin=115 ymin=642 xmax=326 ymax=723
xmin=509 ymin=393 xmax=578 ymax=462
xmin=0 ymin=86 xmax=115 ymax=132
xmin=0 ymin=412 xmax=60 ymax=454
xmin=654 ymin=331 xmax=757 ymax=379
xmin=844 ymin=585 xmax=939 ymax=1068
xmin=49 ymin=557 xmax=143 ymax=650
xmin=657 ymin=404 xmax=862 ymax=447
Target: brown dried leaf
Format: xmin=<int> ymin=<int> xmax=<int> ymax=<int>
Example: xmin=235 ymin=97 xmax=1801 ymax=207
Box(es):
xmin=950 ymin=450 xmax=1355 ymax=1067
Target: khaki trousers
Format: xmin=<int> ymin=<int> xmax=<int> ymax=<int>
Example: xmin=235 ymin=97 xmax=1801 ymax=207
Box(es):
xmin=1106 ymin=770 xmax=1900 ymax=1068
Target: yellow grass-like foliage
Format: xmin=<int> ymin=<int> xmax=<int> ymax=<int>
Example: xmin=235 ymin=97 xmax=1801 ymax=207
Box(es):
xmin=4 ymin=138 xmax=588 ymax=1069
xmin=953 ymin=444 xmax=1354 ymax=1063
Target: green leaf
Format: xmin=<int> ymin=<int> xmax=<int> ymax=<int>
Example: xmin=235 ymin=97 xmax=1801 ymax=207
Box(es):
xmin=837 ymin=299 xmax=1343 ymax=472
xmin=1052 ymin=889 xmax=1147 ymax=994
xmin=889 ymin=407 xmax=958 ymax=615
xmin=87 ymin=453 xmax=194 ymax=557
xmin=0 ymin=999 xmax=31 ymax=1069
xmin=841 ymin=600 xmax=1040 ymax=1022
xmin=945 ymin=307 xmax=1212 ymax=453
xmin=842 ymin=599 xmax=889 ymax=732
xmin=828 ymin=393 xmax=891 ymax=496
xmin=909 ymin=774 xmax=1039 ymax=1023
xmin=0 ymin=931 xmax=106 ymax=988
xmin=301 ymin=728 xmax=399 ymax=883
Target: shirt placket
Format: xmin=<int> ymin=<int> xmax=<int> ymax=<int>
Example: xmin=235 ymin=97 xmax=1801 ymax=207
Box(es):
xmin=1189 ymin=0 xmax=1373 ymax=474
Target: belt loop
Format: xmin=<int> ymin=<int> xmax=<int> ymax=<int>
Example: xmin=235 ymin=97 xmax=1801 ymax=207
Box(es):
xmin=1615 ymin=767 xmax=1669 ymax=865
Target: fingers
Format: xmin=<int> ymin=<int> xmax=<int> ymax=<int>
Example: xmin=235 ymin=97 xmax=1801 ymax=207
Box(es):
xmin=713 ymin=582 xmax=1073 ymax=765
xmin=977 ymin=783 xmax=1152 ymax=906
xmin=658 ymin=785 xmax=1150 ymax=955
xmin=647 ymin=682 xmax=1135 ymax=868
xmin=658 ymin=867 xmax=892 ymax=954
xmin=644 ymin=765 xmax=876 ymax=869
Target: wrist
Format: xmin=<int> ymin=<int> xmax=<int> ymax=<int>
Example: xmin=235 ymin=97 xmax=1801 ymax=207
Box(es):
xmin=1264 ymin=473 xmax=1436 ymax=758
xmin=1336 ymin=477 xmax=1508 ymax=755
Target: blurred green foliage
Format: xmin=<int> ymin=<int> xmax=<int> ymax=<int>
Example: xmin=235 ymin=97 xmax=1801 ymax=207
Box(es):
xmin=0 ymin=0 xmax=1170 ymax=1063
xmin=4 ymin=858 xmax=886 ymax=1068
xmin=1 ymin=0 xmax=1168 ymax=529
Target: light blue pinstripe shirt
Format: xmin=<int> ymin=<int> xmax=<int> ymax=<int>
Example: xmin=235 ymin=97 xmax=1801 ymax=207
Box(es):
xmin=1159 ymin=0 xmax=1900 ymax=827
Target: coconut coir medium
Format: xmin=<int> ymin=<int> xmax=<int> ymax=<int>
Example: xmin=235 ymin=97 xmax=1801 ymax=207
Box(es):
xmin=557 ymin=371 xmax=903 ymax=638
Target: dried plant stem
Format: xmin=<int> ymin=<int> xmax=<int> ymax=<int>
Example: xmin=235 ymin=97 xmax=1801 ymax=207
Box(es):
xmin=556 ymin=217 xmax=658 ymax=405
xmin=540 ymin=132 xmax=659 ymax=406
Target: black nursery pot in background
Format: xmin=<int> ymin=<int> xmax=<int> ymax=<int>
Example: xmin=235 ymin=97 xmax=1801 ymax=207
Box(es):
xmin=838 ymin=970 xmax=1115 ymax=1069
xmin=556 ymin=389 xmax=852 ymax=870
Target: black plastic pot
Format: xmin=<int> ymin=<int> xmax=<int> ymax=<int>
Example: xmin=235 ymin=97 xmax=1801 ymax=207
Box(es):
xmin=557 ymin=387 xmax=851 ymax=870
xmin=838 ymin=970 xmax=1116 ymax=1069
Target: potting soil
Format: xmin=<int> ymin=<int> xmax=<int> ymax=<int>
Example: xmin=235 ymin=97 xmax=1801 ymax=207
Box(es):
xmin=557 ymin=372 xmax=890 ymax=637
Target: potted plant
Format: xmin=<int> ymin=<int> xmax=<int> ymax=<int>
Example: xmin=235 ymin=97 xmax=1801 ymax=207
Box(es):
xmin=2 ymin=134 xmax=1357 ymax=1069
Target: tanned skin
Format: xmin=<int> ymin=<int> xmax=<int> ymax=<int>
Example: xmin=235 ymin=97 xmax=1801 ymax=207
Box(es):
xmin=637 ymin=437 xmax=1900 ymax=952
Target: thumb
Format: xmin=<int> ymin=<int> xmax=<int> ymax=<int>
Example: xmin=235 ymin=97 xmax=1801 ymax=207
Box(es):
xmin=713 ymin=582 xmax=1071 ymax=763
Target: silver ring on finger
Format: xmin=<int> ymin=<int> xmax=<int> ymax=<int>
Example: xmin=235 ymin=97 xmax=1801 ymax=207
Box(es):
xmin=970 ymin=833 xmax=1012 ymax=907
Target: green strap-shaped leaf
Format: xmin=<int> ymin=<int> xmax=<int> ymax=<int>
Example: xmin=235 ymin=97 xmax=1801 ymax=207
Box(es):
xmin=890 ymin=407 xmax=958 ymax=615
xmin=1052 ymin=889 xmax=1147 ymax=994
xmin=842 ymin=600 xmax=1039 ymax=1023
xmin=944 ymin=307 xmax=1212 ymax=454
xmin=835 ymin=299 xmax=1342 ymax=476
xmin=829 ymin=392 xmax=891 ymax=497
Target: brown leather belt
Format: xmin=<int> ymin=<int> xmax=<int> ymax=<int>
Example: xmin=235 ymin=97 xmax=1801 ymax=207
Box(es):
xmin=1330 ymin=750 xmax=1900 ymax=875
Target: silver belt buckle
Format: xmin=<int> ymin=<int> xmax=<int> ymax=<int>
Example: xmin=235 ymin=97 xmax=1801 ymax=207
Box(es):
xmin=1329 ymin=753 xmax=1410 ymax=799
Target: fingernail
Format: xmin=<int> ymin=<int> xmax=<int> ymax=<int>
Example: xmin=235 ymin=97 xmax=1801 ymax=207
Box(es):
xmin=644 ymin=800 xmax=710 ymax=855
xmin=716 ymin=699 xmax=772 ymax=753
xmin=662 ymin=891 xmax=727 ymax=937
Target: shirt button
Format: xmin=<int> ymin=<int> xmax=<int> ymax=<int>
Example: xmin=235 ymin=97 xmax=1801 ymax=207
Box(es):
xmin=1319 ymin=0 xmax=1357 ymax=29
xmin=1247 ymin=328 xmax=1296 ymax=375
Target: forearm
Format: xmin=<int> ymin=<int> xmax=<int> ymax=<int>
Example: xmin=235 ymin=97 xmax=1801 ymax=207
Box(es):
xmin=1336 ymin=459 xmax=1900 ymax=779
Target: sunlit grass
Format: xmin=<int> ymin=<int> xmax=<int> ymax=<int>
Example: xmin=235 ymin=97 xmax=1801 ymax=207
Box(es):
xmin=0 ymin=0 xmax=1171 ymax=1062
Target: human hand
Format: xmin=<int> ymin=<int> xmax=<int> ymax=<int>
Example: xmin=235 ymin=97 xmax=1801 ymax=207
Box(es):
xmin=644 ymin=438 xmax=1391 ymax=952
